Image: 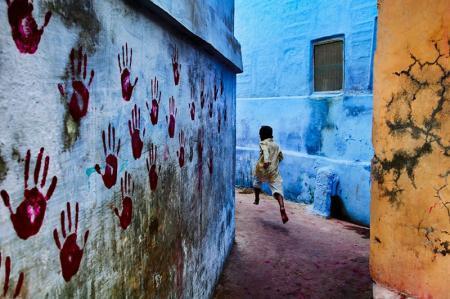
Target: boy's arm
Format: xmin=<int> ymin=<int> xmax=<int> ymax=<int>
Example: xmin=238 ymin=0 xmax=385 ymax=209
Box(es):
xmin=279 ymin=151 xmax=284 ymax=162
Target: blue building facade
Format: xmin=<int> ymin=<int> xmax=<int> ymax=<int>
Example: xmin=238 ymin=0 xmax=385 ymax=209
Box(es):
xmin=235 ymin=0 xmax=377 ymax=226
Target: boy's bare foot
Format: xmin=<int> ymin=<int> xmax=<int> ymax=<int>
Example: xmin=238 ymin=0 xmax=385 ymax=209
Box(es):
xmin=280 ymin=208 xmax=289 ymax=224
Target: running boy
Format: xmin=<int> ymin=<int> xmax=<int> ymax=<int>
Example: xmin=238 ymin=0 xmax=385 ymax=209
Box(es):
xmin=253 ymin=126 xmax=289 ymax=224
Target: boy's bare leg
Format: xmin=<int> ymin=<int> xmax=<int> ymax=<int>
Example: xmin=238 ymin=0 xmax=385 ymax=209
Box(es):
xmin=253 ymin=187 xmax=261 ymax=205
xmin=274 ymin=193 xmax=289 ymax=223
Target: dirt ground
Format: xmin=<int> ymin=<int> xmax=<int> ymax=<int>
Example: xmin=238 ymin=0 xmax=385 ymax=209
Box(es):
xmin=213 ymin=189 xmax=372 ymax=299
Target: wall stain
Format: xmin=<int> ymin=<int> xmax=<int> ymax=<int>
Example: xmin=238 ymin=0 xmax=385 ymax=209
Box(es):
xmin=345 ymin=105 xmax=368 ymax=117
xmin=42 ymin=0 xmax=101 ymax=150
xmin=372 ymin=42 xmax=449 ymax=206
xmin=11 ymin=147 xmax=21 ymax=162
xmin=373 ymin=41 xmax=450 ymax=257
xmin=42 ymin=0 xmax=101 ymax=54
xmin=0 ymin=149 xmax=8 ymax=182
xmin=305 ymin=98 xmax=335 ymax=155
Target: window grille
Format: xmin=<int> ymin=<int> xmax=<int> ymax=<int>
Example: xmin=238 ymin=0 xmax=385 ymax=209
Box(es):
xmin=314 ymin=40 xmax=343 ymax=92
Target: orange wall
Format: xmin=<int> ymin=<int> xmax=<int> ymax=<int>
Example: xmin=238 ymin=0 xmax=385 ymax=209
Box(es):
xmin=370 ymin=0 xmax=450 ymax=298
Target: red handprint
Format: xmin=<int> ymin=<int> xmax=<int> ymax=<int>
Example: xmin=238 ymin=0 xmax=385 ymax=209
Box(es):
xmin=95 ymin=124 xmax=120 ymax=189
xmin=58 ymin=47 xmax=95 ymax=121
xmin=217 ymin=107 xmax=221 ymax=133
xmin=53 ymin=202 xmax=89 ymax=282
xmin=0 ymin=253 xmax=24 ymax=298
xmin=128 ymin=104 xmax=145 ymax=160
xmin=176 ymin=130 xmax=186 ymax=168
xmin=166 ymin=96 xmax=177 ymax=138
xmin=118 ymin=43 xmax=138 ymax=101
xmin=208 ymin=146 xmax=213 ymax=175
xmin=200 ymin=78 xmax=206 ymax=109
xmin=6 ymin=0 xmax=51 ymax=54
xmin=188 ymin=86 xmax=196 ymax=121
xmin=197 ymin=128 xmax=204 ymax=192
xmin=146 ymin=144 xmax=160 ymax=191
xmin=114 ymin=172 xmax=133 ymax=230
xmin=146 ymin=77 xmax=161 ymax=125
xmin=171 ymin=46 xmax=181 ymax=85
xmin=1 ymin=148 xmax=57 ymax=240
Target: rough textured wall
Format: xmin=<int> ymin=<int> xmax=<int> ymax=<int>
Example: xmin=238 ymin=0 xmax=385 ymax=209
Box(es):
xmin=235 ymin=0 xmax=376 ymax=226
xmin=0 ymin=0 xmax=237 ymax=297
xmin=142 ymin=0 xmax=241 ymax=71
xmin=370 ymin=0 xmax=449 ymax=297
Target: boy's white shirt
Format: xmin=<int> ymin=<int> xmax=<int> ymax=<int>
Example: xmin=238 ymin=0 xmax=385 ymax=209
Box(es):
xmin=255 ymin=138 xmax=283 ymax=181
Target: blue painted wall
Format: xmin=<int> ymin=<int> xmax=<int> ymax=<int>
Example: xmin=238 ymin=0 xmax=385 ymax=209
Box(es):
xmin=235 ymin=0 xmax=377 ymax=226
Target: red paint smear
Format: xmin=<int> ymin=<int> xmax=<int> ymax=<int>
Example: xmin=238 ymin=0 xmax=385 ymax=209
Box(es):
xmin=118 ymin=43 xmax=138 ymax=101
xmin=1 ymin=148 xmax=57 ymax=240
xmin=114 ymin=171 xmax=133 ymax=230
xmin=58 ymin=47 xmax=95 ymax=121
xmin=128 ymin=104 xmax=145 ymax=160
xmin=6 ymin=0 xmax=51 ymax=54
xmin=177 ymin=130 xmax=186 ymax=168
xmin=146 ymin=144 xmax=160 ymax=191
xmin=166 ymin=96 xmax=177 ymax=138
xmin=428 ymin=203 xmax=439 ymax=214
xmin=95 ymin=124 xmax=120 ymax=189
xmin=197 ymin=128 xmax=204 ymax=192
xmin=53 ymin=202 xmax=89 ymax=282
xmin=146 ymin=77 xmax=161 ymax=125
xmin=171 ymin=46 xmax=181 ymax=85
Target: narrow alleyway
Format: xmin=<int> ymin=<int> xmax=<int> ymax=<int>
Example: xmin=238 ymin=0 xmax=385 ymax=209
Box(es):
xmin=214 ymin=190 xmax=372 ymax=299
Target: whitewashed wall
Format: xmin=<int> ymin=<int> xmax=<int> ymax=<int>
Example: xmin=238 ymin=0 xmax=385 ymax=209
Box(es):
xmin=0 ymin=0 xmax=239 ymax=297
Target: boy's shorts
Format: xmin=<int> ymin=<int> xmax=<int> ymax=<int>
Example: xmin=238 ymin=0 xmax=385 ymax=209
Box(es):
xmin=253 ymin=175 xmax=284 ymax=197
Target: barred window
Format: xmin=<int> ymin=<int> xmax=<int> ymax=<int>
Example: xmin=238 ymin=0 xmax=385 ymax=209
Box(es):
xmin=314 ymin=40 xmax=343 ymax=92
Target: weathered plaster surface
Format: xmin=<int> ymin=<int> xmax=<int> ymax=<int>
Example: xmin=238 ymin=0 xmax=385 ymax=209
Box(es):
xmin=0 ymin=0 xmax=238 ymax=297
xmin=370 ymin=0 xmax=450 ymax=297
xmin=235 ymin=0 xmax=376 ymax=226
xmin=136 ymin=0 xmax=242 ymax=72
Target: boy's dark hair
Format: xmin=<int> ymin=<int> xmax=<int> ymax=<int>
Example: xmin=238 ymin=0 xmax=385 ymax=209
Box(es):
xmin=259 ymin=126 xmax=273 ymax=140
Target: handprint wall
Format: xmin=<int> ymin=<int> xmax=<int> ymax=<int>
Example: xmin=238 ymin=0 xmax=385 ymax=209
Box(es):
xmin=0 ymin=0 xmax=238 ymax=297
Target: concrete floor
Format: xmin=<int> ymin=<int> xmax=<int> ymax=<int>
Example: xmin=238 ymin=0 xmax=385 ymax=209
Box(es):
xmin=213 ymin=189 xmax=372 ymax=299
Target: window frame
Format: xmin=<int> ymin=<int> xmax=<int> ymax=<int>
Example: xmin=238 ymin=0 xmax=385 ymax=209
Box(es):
xmin=311 ymin=36 xmax=345 ymax=94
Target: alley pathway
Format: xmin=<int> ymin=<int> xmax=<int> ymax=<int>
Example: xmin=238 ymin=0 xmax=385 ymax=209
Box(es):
xmin=213 ymin=189 xmax=372 ymax=299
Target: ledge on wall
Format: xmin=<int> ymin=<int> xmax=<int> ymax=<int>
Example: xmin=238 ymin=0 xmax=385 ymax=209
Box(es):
xmin=133 ymin=0 xmax=243 ymax=73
